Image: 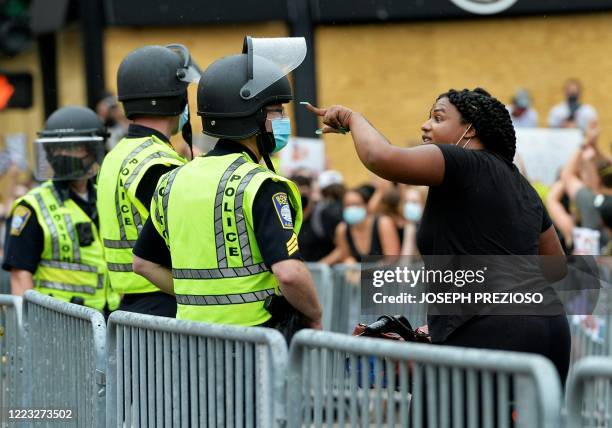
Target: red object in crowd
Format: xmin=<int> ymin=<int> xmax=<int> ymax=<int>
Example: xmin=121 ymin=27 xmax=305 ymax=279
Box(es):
xmin=0 ymin=75 xmax=15 ymax=110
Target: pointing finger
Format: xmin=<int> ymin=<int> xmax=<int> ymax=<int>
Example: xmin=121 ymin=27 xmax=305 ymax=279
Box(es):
xmin=300 ymin=101 xmax=326 ymax=116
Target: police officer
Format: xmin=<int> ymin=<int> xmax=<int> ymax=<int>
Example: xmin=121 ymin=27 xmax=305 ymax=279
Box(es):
xmin=2 ymin=106 xmax=118 ymax=313
xmin=97 ymin=44 xmax=201 ymax=317
xmin=133 ymin=37 xmax=322 ymax=334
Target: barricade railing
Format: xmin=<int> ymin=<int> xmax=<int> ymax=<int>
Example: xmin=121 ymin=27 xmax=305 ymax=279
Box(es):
xmin=330 ymin=264 xmax=366 ymax=334
xmin=106 ymin=311 xmax=288 ymax=428
xmin=569 ymin=315 xmax=608 ymax=365
xmin=23 ymin=290 xmax=107 ymax=428
xmin=287 ymin=329 xmax=562 ymax=428
xmin=326 ymin=263 xmax=427 ymax=334
xmin=305 ymin=263 xmax=334 ymax=331
xmin=0 ymin=295 xmax=23 ymax=425
xmin=566 ymin=356 xmax=612 ymax=428
xmin=567 ymin=262 xmax=612 ymax=363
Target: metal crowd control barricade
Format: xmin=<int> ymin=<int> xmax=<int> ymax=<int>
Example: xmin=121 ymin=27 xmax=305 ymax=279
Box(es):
xmin=23 ymin=290 xmax=107 ymax=428
xmin=331 ymin=261 xmax=428 ymax=334
xmin=0 ymin=295 xmax=24 ymax=424
xmin=569 ymin=315 xmax=607 ymax=364
xmin=287 ymin=330 xmax=562 ymax=428
xmin=568 ymin=279 xmax=612 ymax=364
xmin=566 ymin=356 xmax=612 ymax=428
xmin=106 ymin=311 xmax=288 ymax=428
xmin=330 ymin=264 xmax=365 ymax=334
xmin=305 ymin=263 xmax=334 ymax=331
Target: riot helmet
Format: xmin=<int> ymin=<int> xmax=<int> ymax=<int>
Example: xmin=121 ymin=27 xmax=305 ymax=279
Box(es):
xmin=197 ymin=36 xmax=306 ymax=160
xmin=34 ymin=106 xmax=107 ymax=181
xmin=117 ymin=44 xmax=201 ymax=119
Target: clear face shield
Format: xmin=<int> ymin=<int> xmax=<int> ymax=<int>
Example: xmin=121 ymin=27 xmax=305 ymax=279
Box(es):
xmin=239 ymin=36 xmax=307 ymax=100
xmin=34 ymin=136 xmax=106 ymax=181
xmin=166 ymin=43 xmax=203 ymax=84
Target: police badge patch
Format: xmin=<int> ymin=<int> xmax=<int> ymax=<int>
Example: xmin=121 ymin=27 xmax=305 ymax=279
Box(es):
xmin=272 ymin=192 xmax=293 ymax=229
xmin=10 ymin=205 xmax=32 ymax=236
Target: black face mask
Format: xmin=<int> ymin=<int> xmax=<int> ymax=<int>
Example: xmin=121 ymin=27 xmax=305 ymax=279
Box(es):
xmin=49 ymin=155 xmax=93 ymax=178
xmin=301 ymin=194 xmax=310 ymax=208
xmin=567 ymin=94 xmax=579 ymax=104
xmin=567 ymin=94 xmax=581 ymax=119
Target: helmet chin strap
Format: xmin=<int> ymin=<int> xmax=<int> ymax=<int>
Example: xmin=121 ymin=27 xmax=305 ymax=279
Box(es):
xmin=256 ymin=130 xmax=276 ymax=172
xmin=181 ymin=99 xmax=194 ymax=159
xmin=255 ymin=110 xmax=276 ymax=172
xmin=182 ymin=121 xmax=193 ymax=159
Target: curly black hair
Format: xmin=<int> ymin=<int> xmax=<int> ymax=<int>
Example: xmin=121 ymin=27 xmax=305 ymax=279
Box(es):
xmin=438 ymin=88 xmax=516 ymax=163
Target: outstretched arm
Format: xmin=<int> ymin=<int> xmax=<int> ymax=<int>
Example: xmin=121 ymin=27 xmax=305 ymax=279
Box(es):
xmin=304 ymin=104 xmax=445 ymax=186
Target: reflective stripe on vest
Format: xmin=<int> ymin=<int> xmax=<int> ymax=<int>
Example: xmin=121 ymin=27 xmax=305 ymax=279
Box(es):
xmin=39 ymin=260 xmax=97 ymax=273
xmin=38 ymin=273 xmax=104 ymax=296
xmin=232 ymin=166 xmax=263 ymax=265
xmin=213 ymin=157 xmax=247 ymax=268
xmin=113 ymin=140 xmax=154 ymax=242
xmin=39 ymin=281 xmax=97 ymax=295
xmin=34 ymin=185 xmax=79 ymax=262
xmin=158 ymin=167 xmax=182 ymax=243
xmin=103 ymin=239 xmax=137 ymax=249
xmin=107 ymin=262 xmax=133 ymax=272
xmin=176 ymin=288 xmax=275 ymax=306
xmin=172 ymin=262 xmax=268 ymax=280
xmin=33 ymin=192 xmax=60 ymax=260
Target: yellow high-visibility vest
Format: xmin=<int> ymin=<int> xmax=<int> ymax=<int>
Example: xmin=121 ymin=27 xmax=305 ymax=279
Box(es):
xmin=14 ymin=182 xmax=115 ymax=310
xmin=97 ymin=134 xmax=186 ymax=294
xmin=151 ymin=151 xmax=302 ymax=325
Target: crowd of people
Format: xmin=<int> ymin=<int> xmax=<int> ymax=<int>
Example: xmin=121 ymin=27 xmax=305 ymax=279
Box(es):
xmin=0 ymin=35 xmax=609 ymax=385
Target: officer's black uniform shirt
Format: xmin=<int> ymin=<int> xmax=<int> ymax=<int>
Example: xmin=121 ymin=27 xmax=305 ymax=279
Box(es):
xmin=133 ymin=139 xmax=303 ymax=269
xmin=2 ymin=180 xmax=98 ymax=274
xmin=127 ymin=124 xmax=178 ymax=207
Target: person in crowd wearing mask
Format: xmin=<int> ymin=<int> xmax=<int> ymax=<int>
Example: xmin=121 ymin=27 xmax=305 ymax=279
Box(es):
xmin=132 ymin=37 xmax=322 ymax=339
xmin=401 ymin=186 xmax=425 ymax=256
xmin=506 ymin=89 xmax=538 ymax=128
xmin=2 ymin=106 xmax=118 ymax=315
xmin=332 ymin=186 xmax=400 ymax=263
xmin=304 ymin=87 xmax=570 ymax=382
xmin=367 ymin=176 xmax=407 ymax=246
xmin=548 ymin=78 xmax=598 ymax=131
xmin=97 ymin=44 xmax=201 ymax=317
xmin=95 ymin=91 xmax=129 ymax=151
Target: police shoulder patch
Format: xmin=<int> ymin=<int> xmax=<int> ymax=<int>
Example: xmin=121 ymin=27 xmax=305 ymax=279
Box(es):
xmin=272 ymin=192 xmax=293 ymax=230
xmin=10 ymin=205 xmax=32 ymax=236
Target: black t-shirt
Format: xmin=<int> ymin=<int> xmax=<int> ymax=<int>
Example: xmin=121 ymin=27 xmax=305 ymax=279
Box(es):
xmin=133 ymin=139 xmax=302 ymax=269
xmin=416 ymin=144 xmax=552 ymax=342
xmin=2 ymin=181 xmax=98 ymax=273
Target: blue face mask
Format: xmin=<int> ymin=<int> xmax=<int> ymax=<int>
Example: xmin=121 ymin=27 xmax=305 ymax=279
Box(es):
xmin=270 ymin=118 xmax=291 ymax=153
xmin=343 ymin=206 xmax=367 ymax=225
xmin=178 ymin=104 xmax=189 ymax=132
xmin=403 ymin=202 xmax=422 ymax=222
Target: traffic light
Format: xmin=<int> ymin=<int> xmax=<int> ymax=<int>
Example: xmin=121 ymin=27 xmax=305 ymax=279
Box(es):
xmin=0 ymin=72 xmax=33 ymax=110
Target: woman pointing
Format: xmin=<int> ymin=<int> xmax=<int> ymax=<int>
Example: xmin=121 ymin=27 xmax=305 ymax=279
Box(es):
xmin=305 ymin=88 xmax=570 ymax=382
